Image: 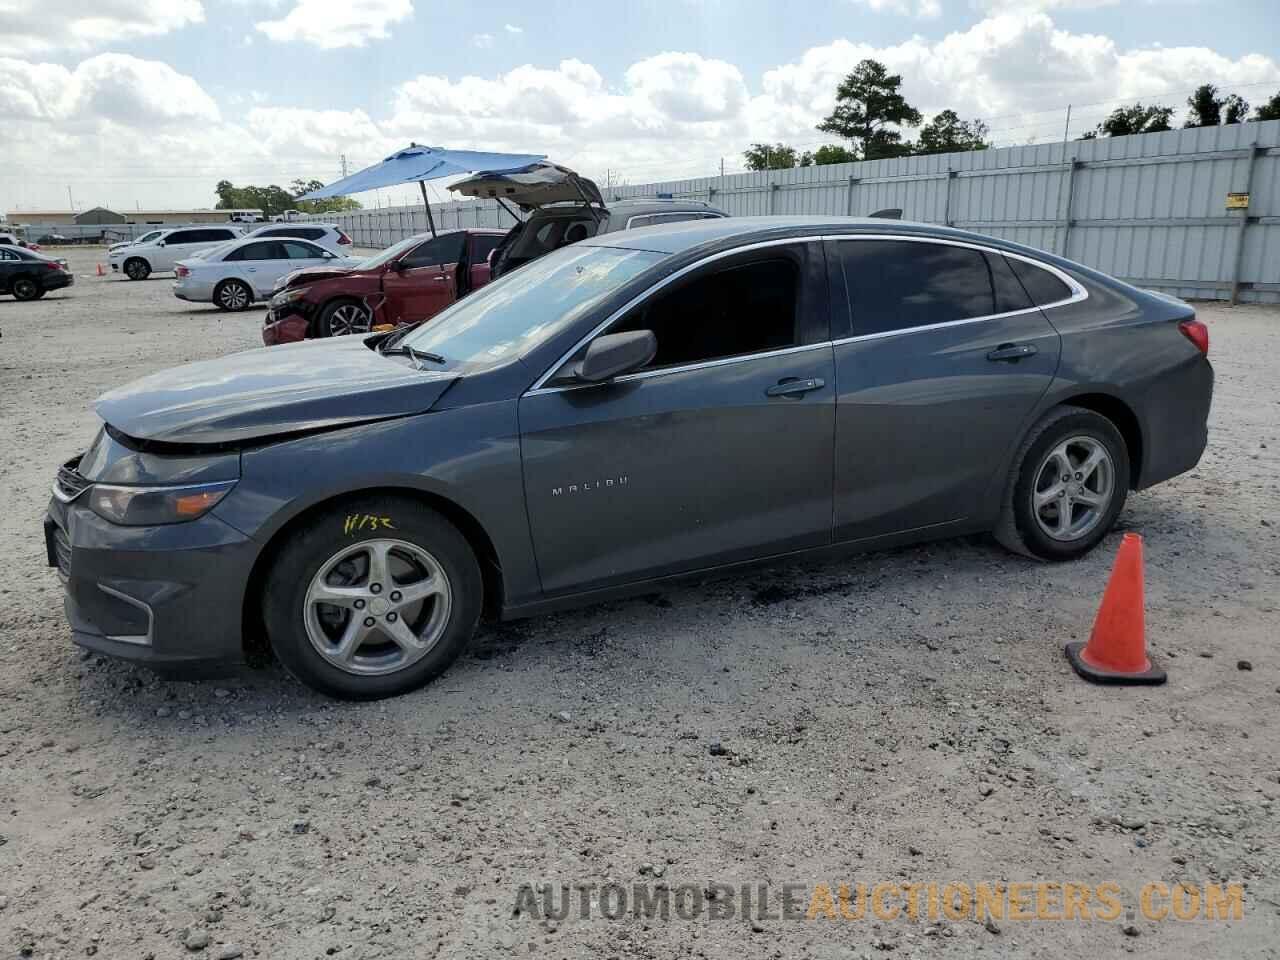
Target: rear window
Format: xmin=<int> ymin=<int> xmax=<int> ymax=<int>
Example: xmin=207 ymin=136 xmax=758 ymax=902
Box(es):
xmin=1008 ymin=257 xmax=1073 ymax=306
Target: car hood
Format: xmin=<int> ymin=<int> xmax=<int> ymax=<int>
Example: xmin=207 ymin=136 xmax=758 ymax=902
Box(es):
xmin=449 ymin=162 xmax=603 ymax=209
xmin=96 ymin=336 xmax=458 ymax=445
xmin=279 ymin=265 xmax=362 ymax=290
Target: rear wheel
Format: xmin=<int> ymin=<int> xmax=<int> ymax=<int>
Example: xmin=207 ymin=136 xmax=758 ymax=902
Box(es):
xmin=316 ymin=299 xmax=372 ymax=337
xmin=11 ymin=277 xmax=40 ymax=301
xmin=124 ymin=258 xmax=150 ymax=281
xmin=262 ymin=497 xmax=483 ymax=699
xmin=995 ymin=405 xmax=1130 ymax=561
xmin=215 ymin=279 xmax=252 ymax=311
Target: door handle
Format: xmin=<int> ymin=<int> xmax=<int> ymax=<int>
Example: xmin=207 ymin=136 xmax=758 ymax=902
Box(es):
xmin=986 ymin=343 xmax=1037 ymax=362
xmin=432 ymin=275 xmax=447 ymax=281
xmin=765 ymin=377 xmax=825 ymax=398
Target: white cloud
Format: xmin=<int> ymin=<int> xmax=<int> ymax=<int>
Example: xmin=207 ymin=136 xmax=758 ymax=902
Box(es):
xmin=504 ymin=23 xmax=523 ymax=34
xmin=0 ymin=0 xmax=204 ymax=54
xmin=256 ymin=0 xmax=413 ymax=49
xmin=472 ymin=33 xmax=495 ymax=49
xmin=849 ymin=0 xmax=942 ymax=18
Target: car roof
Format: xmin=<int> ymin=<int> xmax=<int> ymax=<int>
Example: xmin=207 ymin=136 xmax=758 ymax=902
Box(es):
xmin=250 ymin=222 xmax=338 ymax=231
xmin=578 ymin=215 xmax=1041 ymax=257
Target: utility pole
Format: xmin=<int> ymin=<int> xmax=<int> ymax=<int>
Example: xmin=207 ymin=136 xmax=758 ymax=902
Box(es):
xmin=720 ymin=157 xmax=725 ymax=178
xmin=1062 ymin=105 xmax=1072 ymax=149
xmin=340 ymin=154 xmax=349 ymax=178
xmin=66 ymin=185 xmax=74 ymax=212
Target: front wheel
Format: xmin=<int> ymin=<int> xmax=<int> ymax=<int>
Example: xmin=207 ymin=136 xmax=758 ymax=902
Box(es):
xmin=316 ymin=299 xmax=372 ymax=338
xmin=215 ymin=279 xmax=252 ymax=311
xmin=262 ymin=497 xmax=483 ymax=699
xmin=995 ymin=405 xmax=1130 ymax=561
xmin=124 ymin=258 xmax=151 ymax=281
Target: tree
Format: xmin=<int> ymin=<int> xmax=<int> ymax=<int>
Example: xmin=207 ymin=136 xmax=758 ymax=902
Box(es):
xmin=817 ymin=59 xmax=922 ymax=161
xmin=1185 ymin=84 xmax=1223 ymax=127
xmin=1093 ymin=103 xmax=1174 ymax=137
xmin=914 ymin=110 xmax=991 ymax=154
xmin=743 ymin=143 xmax=801 ymax=170
xmin=1255 ymin=91 xmax=1280 ymax=121
xmin=1223 ymin=94 xmax=1250 ymax=124
xmin=812 ymin=144 xmax=857 ymax=165
xmin=214 ymin=178 xmax=360 ymax=217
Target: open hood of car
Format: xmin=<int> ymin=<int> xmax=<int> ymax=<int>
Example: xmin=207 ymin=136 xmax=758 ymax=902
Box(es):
xmin=449 ymin=162 xmax=604 ymax=209
xmin=280 ymin=265 xmax=359 ymax=290
xmin=96 ymin=337 xmax=457 ymax=446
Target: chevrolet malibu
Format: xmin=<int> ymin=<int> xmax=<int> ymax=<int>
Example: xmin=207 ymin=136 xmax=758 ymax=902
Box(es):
xmin=46 ymin=217 xmax=1212 ymax=700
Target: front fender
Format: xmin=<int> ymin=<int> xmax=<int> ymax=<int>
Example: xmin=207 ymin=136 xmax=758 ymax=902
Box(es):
xmin=212 ymin=399 xmax=541 ymax=610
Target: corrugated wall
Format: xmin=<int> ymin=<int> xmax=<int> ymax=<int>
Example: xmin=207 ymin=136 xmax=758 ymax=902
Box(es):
xmin=311 ymin=119 xmax=1280 ymax=304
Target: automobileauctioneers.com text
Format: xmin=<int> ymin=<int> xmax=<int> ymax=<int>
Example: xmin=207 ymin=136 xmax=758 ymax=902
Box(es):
xmin=512 ymin=880 xmax=1245 ymax=924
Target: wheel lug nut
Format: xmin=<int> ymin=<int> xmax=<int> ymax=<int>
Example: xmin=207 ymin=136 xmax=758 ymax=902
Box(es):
xmin=390 ymin=591 xmax=402 ymax=602
xmin=354 ymin=599 xmax=365 ymax=609
xmin=363 ymin=616 xmax=375 ymax=627
xmin=1075 ymin=472 xmax=1082 ymax=480
xmin=387 ymin=612 xmax=398 ymax=623
xmin=370 ymin=583 xmax=382 ymax=594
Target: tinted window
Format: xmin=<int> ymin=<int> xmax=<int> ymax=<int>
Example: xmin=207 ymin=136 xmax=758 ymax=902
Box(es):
xmin=627 ymin=212 xmax=717 ymax=229
xmin=987 ymin=252 xmax=1033 ymax=314
xmin=403 ymin=233 xmax=465 ymax=268
xmin=282 ymin=240 xmax=323 ymax=260
xmin=613 ymin=258 xmax=799 ymax=370
xmin=0 ymin=248 xmax=17 ymax=261
xmin=260 ymin=227 xmax=322 ymax=240
xmin=164 ymin=231 xmax=195 ymax=244
xmin=471 ymin=234 xmax=502 ymax=263
xmin=839 ymin=240 xmax=996 ymax=335
xmin=1008 ymin=256 xmax=1073 ymax=306
xmin=226 ymin=241 xmax=283 ymax=261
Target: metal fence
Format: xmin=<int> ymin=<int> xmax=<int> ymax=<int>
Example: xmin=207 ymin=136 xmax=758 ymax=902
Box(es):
xmin=310 ymin=119 xmax=1280 ymax=304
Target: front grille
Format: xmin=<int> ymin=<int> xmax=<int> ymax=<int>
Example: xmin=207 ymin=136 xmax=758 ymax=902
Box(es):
xmin=54 ymin=456 xmax=90 ymax=502
xmin=52 ymin=524 xmax=72 ymax=579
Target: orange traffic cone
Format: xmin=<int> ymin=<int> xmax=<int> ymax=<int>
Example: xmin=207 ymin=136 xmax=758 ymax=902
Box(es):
xmin=96 ymin=263 xmax=105 ymax=277
xmin=1065 ymin=532 xmax=1166 ymax=685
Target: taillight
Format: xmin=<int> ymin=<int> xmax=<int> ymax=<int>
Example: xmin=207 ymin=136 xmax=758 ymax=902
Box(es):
xmin=1178 ymin=318 xmax=1209 ymax=356
xmin=176 ymin=265 xmax=189 ymax=278
xmin=44 ymin=261 xmax=61 ymax=271
xmin=337 ymin=231 xmax=351 ymax=245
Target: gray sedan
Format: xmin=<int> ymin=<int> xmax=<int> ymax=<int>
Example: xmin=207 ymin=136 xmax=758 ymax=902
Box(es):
xmin=45 ymin=217 xmax=1212 ymax=699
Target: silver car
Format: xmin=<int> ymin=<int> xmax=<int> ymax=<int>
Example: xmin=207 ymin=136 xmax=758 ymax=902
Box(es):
xmin=173 ymin=236 xmax=359 ymax=311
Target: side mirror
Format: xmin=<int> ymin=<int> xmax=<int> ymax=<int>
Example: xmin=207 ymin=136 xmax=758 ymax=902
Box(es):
xmin=389 ymin=260 xmax=406 ymax=272
xmin=157 ymin=241 xmax=165 ymax=247
xmin=576 ymin=330 xmax=657 ymax=383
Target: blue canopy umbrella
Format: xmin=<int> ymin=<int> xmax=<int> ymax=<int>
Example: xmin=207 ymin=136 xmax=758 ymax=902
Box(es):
xmin=297 ymin=143 xmax=546 ymax=236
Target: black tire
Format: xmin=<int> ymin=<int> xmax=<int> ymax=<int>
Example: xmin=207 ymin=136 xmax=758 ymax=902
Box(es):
xmin=11 ymin=276 xmax=40 ymax=301
xmin=262 ymin=496 xmax=483 ymax=700
xmin=214 ymin=279 xmax=253 ymax=312
xmin=994 ymin=405 xmax=1130 ymax=561
xmin=316 ymin=298 xmax=372 ymax=338
xmin=124 ymin=258 xmax=151 ymax=281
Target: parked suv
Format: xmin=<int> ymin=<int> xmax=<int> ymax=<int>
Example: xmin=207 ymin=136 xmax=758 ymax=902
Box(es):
xmin=262 ymin=228 xmax=504 ymax=344
xmin=449 ymin=163 xmax=725 ymax=278
xmin=240 ymin=222 xmax=353 ymax=256
xmin=108 ymin=226 xmax=243 ymax=280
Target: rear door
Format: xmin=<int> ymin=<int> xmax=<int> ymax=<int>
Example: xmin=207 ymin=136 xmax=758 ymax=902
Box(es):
xmin=519 ymin=241 xmax=835 ymax=595
xmin=271 ymin=240 xmax=331 ymax=296
xmin=829 ymin=237 xmax=1064 ymax=542
xmin=382 ymin=233 xmax=465 ymax=325
xmin=468 ymin=233 xmax=502 ymax=290
xmin=0 ymin=247 xmax=18 ymax=293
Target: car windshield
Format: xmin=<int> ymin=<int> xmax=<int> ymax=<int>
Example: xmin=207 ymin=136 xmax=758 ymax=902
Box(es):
xmin=401 ymin=244 xmax=663 ymax=369
xmin=356 ymin=236 xmax=422 ymax=270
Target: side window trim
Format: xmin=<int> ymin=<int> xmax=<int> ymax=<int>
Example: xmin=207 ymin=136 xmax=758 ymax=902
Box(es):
xmin=830 ymin=235 xmax=1087 ymax=345
xmin=527 ymin=237 xmax=822 ymax=395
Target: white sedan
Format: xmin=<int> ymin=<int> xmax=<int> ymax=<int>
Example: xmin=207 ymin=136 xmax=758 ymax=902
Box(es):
xmin=173 ymin=237 xmax=358 ymax=311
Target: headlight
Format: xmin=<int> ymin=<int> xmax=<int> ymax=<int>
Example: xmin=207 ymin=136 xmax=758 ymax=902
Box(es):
xmin=88 ymin=480 xmax=237 ymax=526
xmin=269 ymin=288 xmax=307 ymax=308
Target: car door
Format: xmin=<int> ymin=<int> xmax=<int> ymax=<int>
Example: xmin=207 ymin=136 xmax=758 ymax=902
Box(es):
xmin=381 ymin=233 xmax=465 ymax=325
xmin=270 ymin=240 xmax=331 ymax=296
xmin=519 ymin=241 xmax=835 ymax=596
xmin=829 ymin=236 xmax=1064 ymax=542
xmin=223 ymin=240 xmax=281 ymax=294
xmin=468 ymin=233 xmax=501 ymax=291
xmin=0 ymin=247 xmax=17 ymax=294
xmin=153 ymin=230 xmax=196 ymax=271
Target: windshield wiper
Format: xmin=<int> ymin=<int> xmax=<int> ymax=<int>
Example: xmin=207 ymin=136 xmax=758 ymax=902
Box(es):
xmin=381 ymin=344 xmax=446 ymax=366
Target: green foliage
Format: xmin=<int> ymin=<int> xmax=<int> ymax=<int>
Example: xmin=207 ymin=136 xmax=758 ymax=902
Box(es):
xmin=812 ymin=144 xmax=857 ymax=165
xmin=1093 ymin=103 xmax=1174 ymax=137
xmin=213 ymin=178 xmax=361 ymax=217
xmin=914 ymin=110 xmax=991 ymax=155
xmin=1255 ymin=92 xmax=1280 ymax=122
xmin=743 ymin=143 xmax=802 ymax=170
xmin=817 ymin=59 xmax=922 ymax=161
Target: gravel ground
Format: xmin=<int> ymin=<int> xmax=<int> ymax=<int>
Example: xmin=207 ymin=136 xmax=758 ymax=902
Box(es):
xmin=1 ymin=247 xmax=1277 ymax=959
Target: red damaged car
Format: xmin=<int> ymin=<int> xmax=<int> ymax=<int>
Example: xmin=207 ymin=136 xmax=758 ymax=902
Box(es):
xmin=262 ymin=228 xmax=505 ymax=345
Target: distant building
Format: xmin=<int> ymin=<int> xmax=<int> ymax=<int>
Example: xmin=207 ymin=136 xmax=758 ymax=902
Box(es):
xmin=5 ymin=208 xmax=264 ymax=226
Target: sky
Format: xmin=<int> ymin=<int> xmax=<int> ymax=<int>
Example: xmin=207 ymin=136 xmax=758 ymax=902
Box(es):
xmin=2 ymin=0 xmax=1278 ymax=214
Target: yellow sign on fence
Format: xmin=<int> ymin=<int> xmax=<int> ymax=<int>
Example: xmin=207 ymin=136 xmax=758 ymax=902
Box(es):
xmin=1226 ymin=192 xmax=1250 ymax=209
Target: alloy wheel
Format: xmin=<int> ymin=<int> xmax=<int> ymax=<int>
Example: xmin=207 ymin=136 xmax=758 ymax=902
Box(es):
xmin=125 ymin=260 xmax=149 ymax=280
xmin=13 ymin=278 xmax=38 ymax=300
xmin=303 ymin=539 xmax=452 ymax=676
xmin=329 ymin=303 xmax=372 ymax=336
xmin=1031 ymin=435 xmax=1115 ymax=542
xmin=219 ymin=282 xmax=250 ymax=310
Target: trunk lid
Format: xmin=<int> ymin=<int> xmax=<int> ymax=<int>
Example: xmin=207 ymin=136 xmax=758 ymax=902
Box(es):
xmin=449 ymin=162 xmax=604 ymax=209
